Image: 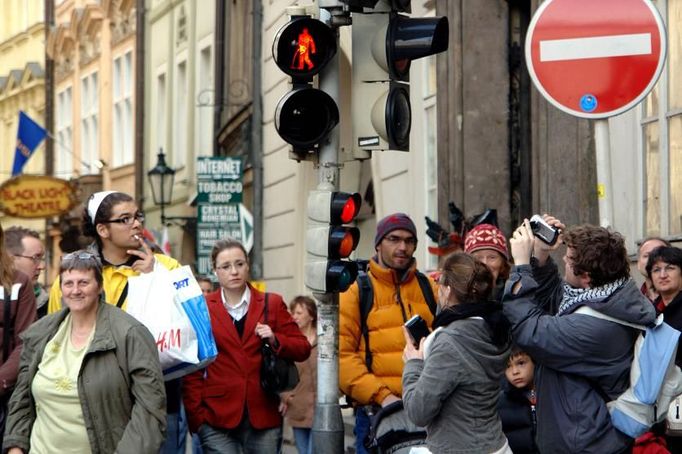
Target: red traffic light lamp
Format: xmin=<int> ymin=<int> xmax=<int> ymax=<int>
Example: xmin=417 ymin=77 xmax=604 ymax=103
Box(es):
xmin=273 ymin=16 xmax=338 ymax=80
xmin=306 ymin=191 xmax=362 ymax=293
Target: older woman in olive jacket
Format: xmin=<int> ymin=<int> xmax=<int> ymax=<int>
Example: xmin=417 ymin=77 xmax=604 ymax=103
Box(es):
xmin=3 ymin=251 xmax=166 ymax=454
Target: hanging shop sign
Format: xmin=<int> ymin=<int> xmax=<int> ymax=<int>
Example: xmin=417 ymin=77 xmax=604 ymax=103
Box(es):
xmin=0 ymin=175 xmax=78 ymax=218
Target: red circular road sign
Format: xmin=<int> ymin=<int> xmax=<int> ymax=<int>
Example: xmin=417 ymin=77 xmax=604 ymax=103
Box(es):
xmin=526 ymin=0 xmax=666 ymax=119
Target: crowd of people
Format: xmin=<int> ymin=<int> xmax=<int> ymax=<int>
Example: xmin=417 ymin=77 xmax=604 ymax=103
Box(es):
xmin=0 ymin=189 xmax=681 ymax=453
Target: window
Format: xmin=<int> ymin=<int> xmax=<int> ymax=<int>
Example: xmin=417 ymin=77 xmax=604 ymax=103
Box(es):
xmin=56 ymin=87 xmax=73 ymax=178
xmin=641 ymin=0 xmax=682 ymax=235
xmin=80 ymin=71 xmax=99 ymax=174
xmin=113 ymin=51 xmax=133 ymax=167
xmin=173 ymin=59 xmax=187 ymax=167
xmin=156 ymin=71 xmax=167 ymax=160
xmin=196 ymin=45 xmax=213 ymax=156
xmin=423 ymin=55 xmax=438 ymax=270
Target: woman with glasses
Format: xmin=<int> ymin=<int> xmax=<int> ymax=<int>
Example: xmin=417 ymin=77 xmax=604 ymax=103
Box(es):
xmin=0 ymin=225 xmax=36 ymax=446
xmin=3 ymin=251 xmax=166 ymax=453
xmin=183 ymin=238 xmax=311 ymax=454
xmin=402 ymin=253 xmax=512 ymax=454
xmin=46 ymin=191 xmax=187 ymax=454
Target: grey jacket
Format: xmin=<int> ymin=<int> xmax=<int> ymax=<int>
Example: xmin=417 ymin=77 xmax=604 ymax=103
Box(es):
xmin=3 ymin=302 xmax=167 ymax=453
xmin=402 ymin=317 xmax=510 ymax=454
xmin=503 ymin=259 xmax=656 ymax=454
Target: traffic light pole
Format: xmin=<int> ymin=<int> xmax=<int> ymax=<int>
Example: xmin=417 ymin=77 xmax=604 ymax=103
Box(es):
xmin=312 ymin=9 xmax=345 ymax=454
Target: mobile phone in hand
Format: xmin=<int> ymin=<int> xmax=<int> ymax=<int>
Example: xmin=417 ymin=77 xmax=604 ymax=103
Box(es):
xmin=404 ymin=315 xmax=430 ymax=347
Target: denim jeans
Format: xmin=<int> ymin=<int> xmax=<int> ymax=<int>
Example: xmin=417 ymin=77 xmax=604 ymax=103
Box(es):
xmin=198 ymin=419 xmax=282 ymax=454
xmin=354 ymin=407 xmax=371 ymax=454
xmin=160 ymin=405 xmax=188 ymax=454
xmin=292 ymin=427 xmax=312 ymax=454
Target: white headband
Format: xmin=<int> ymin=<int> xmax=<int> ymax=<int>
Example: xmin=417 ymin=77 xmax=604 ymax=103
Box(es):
xmin=87 ymin=191 xmax=117 ymax=223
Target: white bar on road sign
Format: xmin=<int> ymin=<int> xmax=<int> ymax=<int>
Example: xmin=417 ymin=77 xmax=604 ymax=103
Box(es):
xmin=540 ymin=33 xmax=652 ymax=62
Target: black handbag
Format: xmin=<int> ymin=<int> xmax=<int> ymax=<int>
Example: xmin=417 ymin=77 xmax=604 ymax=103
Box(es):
xmin=259 ymin=293 xmax=300 ymax=396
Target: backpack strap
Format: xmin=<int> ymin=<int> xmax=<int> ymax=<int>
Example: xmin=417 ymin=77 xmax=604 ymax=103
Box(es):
xmin=575 ymin=305 xmax=647 ymax=331
xmin=415 ymin=271 xmax=437 ymax=316
xmin=357 ymin=273 xmax=374 ymax=371
xmin=116 ymin=282 xmax=129 ymax=308
xmin=263 ymin=292 xmax=270 ymax=325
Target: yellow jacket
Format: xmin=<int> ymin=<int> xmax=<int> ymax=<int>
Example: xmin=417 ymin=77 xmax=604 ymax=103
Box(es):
xmin=339 ymin=258 xmax=436 ymax=406
xmin=48 ymin=253 xmax=181 ymax=314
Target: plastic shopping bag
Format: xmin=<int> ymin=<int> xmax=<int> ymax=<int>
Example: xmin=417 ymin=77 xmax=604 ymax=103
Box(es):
xmin=164 ymin=265 xmax=217 ymax=379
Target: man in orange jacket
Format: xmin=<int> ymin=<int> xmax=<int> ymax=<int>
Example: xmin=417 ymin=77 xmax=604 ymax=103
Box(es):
xmin=339 ymin=213 xmax=437 ymax=454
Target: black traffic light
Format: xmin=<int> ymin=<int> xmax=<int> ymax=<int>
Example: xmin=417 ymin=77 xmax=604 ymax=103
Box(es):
xmin=272 ymin=16 xmax=340 ymax=157
xmin=351 ymin=2 xmax=448 ymax=158
xmin=305 ymin=191 xmax=362 ymax=293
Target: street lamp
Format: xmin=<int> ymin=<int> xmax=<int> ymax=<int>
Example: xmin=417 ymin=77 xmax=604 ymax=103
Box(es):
xmin=147 ymin=149 xmax=194 ymax=226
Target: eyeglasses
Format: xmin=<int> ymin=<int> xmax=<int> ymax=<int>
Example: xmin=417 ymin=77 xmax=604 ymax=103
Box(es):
xmin=215 ymin=261 xmax=248 ymax=272
xmin=651 ymin=264 xmax=679 ymax=275
xmin=62 ymin=251 xmax=102 ymax=267
xmin=13 ymin=254 xmax=45 ymax=264
xmin=383 ymin=235 xmax=417 ymax=247
xmin=102 ymin=212 xmax=145 ymax=226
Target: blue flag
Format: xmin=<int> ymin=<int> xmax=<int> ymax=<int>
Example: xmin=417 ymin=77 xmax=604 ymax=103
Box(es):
xmin=12 ymin=111 xmax=47 ymax=176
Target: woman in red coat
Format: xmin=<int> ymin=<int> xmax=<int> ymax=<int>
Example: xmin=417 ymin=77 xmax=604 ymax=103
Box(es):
xmin=183 ymin=238 xmax=311 ymax=453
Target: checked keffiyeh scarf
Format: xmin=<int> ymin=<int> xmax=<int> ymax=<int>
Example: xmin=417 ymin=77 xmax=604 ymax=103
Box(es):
xmin=557 ymin=277 xmax=628 ymax=315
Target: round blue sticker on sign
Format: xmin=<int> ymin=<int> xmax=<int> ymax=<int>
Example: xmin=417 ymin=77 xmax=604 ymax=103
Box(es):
xmin=580 ymin=94 xmax=598 ymax=112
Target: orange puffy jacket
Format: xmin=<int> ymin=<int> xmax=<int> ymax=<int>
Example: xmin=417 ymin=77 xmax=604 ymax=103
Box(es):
xmin=339 ymin=258 xmax=436 ymax=406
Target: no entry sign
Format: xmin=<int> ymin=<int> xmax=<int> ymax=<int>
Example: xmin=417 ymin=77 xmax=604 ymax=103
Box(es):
xmin=526 ymin=0 xmax=666 ymax=119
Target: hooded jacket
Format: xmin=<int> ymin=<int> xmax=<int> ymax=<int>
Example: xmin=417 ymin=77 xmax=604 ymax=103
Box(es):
xmin=339 ymin=257 xmax=437 ymax=405
xmin=3 ymin=302 xmax=167 ymax=453
xmin=402 ymin=317 xmax=510 ymax=454
xmin=503 ymin=259 xmax=656 ymax=454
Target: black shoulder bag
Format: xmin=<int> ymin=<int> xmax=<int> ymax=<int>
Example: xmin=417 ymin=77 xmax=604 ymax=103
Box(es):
xmin=259 ymin=293 xmax=300 ymax=396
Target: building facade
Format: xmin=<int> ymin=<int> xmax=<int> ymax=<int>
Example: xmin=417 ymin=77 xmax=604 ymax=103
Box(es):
xmin=143 ymin=0 xmax=216 ymax=265
xmin=0 ymin=0 xmax=47 ymax=272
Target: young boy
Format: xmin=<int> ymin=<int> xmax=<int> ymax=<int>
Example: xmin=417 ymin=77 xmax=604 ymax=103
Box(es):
xmin=498 ymin=346 xmax=538 ymax=454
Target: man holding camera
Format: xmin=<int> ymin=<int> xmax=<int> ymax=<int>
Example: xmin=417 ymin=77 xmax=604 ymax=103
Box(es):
xmin=503 ymin=216 xmax=655 ymax=454
xmin=339 ymin=213 xmax=437 ymax=454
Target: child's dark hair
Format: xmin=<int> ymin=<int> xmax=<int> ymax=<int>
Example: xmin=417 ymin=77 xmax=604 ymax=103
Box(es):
xmin=507 ymin=344 xmax=533 ymax=366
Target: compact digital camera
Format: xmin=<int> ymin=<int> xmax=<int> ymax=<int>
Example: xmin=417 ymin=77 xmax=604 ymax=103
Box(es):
xmin=529 ymin=214 xmax=560 ymax=246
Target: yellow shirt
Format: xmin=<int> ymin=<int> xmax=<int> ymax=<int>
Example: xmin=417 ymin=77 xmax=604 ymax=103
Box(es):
xmin=48 ymin=253 xmax=181 ymax=313
xmin=30 ymin=314 xmax=95 ymax=453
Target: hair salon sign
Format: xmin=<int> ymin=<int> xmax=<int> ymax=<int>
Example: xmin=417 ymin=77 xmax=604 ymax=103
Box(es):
xmin=0 ymin=176 xmax=78 ymax=218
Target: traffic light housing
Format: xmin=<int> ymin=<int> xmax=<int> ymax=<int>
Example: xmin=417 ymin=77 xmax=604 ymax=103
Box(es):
xmin=351 ymin=4 xmax=449 ymax=158
xmin=272 ymin=16 xmax=340 ymax=158
xmin=305 ymin=191 xmax=362 ymax=293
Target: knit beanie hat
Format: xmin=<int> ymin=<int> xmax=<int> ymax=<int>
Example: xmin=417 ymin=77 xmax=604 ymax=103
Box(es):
xmin=375 ymin=213 xmax=417 ymax=248
xmin=464 ymin=224 xmax=509 ymax=259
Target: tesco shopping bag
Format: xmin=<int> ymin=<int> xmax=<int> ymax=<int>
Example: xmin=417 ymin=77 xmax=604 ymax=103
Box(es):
xmin=165 ymin=266 xmax=217 ymax=378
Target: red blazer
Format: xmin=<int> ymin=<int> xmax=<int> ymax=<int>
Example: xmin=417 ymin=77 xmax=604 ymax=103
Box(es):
xmin=182 ymin=286 xmax=311 ymax=432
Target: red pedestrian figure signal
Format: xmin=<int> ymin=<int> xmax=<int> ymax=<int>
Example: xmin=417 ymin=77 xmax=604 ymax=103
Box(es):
xmin=292 ymin=28 xmax=317 ymax=71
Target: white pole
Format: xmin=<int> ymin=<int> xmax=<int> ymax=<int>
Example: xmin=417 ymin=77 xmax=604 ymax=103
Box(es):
xmin=594 ymin=119 xmax=614 ymax=228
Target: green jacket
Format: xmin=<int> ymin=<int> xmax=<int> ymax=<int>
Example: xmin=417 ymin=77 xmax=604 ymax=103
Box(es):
xmin=3 ymin=302 xmax=167 ymax=453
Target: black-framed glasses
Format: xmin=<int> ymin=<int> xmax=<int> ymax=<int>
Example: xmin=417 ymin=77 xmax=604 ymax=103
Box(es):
xmin=13 ymin=254 xmax=45 ymax=264
xmin=102 ymin=212 xmax=145 ymax=226
xmin=383 ymin=234 xmax=418 ymax=247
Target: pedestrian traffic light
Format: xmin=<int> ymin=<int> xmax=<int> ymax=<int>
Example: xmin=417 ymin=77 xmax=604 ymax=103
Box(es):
xmin=272 ymin=16 xmax=340 ymax=159
xmin=305 ymin=190 xmax=362 ymax=293
xmin=350 ymin=4 xmax=449 ymax=158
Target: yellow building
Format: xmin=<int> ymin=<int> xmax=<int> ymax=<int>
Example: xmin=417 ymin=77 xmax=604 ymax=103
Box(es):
xmin=46 ymin=0 xmax=138 ymax=274
xmin=0 ymin=0 xmax=47 ymax=257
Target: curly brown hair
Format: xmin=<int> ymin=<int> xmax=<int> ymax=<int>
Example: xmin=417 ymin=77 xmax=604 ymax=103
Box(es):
xmin=563 ymin=225 xmax=629 ymax=288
